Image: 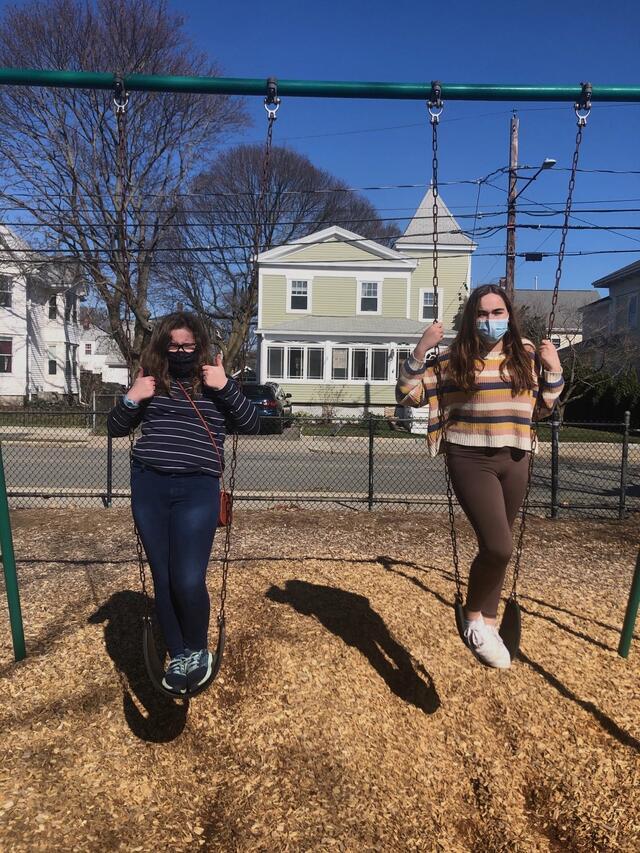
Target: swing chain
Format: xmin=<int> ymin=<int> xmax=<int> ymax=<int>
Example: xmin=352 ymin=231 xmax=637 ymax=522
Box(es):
xmin=510 ymin=94 xmax=589 ymax=599
xmin=428 ymin=93 xmax=463 ymax=603
xmin=217 ymin=87 xmax=278 ymax=625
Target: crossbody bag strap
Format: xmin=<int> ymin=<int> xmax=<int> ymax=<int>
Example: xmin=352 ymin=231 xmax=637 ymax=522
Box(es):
xmin=175 ymin=380 xmax=227 ymax=490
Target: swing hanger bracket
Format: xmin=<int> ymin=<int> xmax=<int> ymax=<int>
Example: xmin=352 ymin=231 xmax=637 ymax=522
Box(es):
xmin=574 ymin=81 xmax=592 ymax=127
xmin=113 ymin=75 xmax=129 ymax=114
xmin=427 ymin=80 xmax=444 ymax=124
xmin=264 ymin=77 xmax=280 ymax=120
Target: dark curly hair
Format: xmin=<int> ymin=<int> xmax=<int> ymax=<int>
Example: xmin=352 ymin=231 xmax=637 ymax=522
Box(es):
xmin=140 ymin=312 xmax=213 ymax=396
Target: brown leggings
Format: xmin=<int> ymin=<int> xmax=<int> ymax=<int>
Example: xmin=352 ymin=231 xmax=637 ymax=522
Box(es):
xmin=445 ymin=443 xmax=530 ymax=618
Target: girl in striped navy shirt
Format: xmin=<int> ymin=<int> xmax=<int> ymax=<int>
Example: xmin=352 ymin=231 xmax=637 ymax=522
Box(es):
xmin=108 ymin=312 xmax=260 ymax=694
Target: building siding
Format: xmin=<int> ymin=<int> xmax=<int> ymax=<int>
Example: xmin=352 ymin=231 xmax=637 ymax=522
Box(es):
xmin=408 ymin=252 xmax=469 ymax=328
xmin=282 ymin=239 xmax=378 ymax=264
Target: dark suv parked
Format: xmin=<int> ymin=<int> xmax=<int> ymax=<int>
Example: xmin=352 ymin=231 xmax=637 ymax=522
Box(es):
xmin=241 ymin=383 xmax=293 ymax=433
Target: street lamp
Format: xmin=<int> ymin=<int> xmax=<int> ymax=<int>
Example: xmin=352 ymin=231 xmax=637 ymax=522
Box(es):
xmin=512 ymin=158 xmax=556 ymax=202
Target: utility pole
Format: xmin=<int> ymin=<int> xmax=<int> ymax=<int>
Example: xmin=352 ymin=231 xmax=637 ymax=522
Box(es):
xmin=505 ymin=113 xmax=519 ymax=301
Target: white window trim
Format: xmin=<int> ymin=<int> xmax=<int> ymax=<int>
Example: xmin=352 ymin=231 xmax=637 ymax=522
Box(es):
xmin=0 ymin=335 xmax=13 ymax=375
xmin=418 ymin=287 xmax=441 ymax=322
xmin=356 ymin=279 xmax=382 ymax=316
xmin=264 ymin=341 xmax=409 ymax=384
xmin=286 ymin=277 xmax=312 ymax=314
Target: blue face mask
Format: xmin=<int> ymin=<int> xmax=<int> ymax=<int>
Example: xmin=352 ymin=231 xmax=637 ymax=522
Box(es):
xmin=476 ymin=318 xmax=509 ymax=343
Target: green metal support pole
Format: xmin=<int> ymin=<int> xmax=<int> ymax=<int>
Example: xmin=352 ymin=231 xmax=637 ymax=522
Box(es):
xmin=0 ymin=68 xmax=638 ymax=102
xmin=0 ymin=442 xmax=25 ymax=662
xmin=618 ymin=550 xmax=640 ymax=658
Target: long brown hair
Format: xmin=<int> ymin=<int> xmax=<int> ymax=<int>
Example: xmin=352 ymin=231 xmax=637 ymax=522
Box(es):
xmin=448 ymin=284 xmax=536 ymax=395
xmin=140 ymin=312 xmax=213 ymax=396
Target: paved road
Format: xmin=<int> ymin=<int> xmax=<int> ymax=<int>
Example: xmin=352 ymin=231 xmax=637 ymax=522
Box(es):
xmin=3 ymin=432 xmax=638 ymax=516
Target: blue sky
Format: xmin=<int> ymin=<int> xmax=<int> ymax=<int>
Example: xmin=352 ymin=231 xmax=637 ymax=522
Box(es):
xmin=1 ymin=0 xmax=639 ymax=294
xmin=172 ymin=0 xmax=640 ymax=294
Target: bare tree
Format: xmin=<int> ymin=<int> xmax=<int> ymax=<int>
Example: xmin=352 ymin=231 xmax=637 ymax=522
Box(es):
xmin=0 ymin=0 xmax=246 ymax=365
xmin=158 ymin=144 xmax=400 ymax=368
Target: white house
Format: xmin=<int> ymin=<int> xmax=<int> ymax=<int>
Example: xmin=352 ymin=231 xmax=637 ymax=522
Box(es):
xmin=78 ymin=321 xmax=128 ymax=386
xmin=0 ymin=227 xmax=86 ymax=404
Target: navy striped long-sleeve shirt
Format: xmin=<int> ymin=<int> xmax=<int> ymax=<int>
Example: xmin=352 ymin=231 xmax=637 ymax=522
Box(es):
xmin=107 ymin=378 xmax=260 ymax=477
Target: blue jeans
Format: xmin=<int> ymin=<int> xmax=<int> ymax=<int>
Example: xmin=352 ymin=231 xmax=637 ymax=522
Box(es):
xmin=131 ymin=461 xmax=220 ymax=658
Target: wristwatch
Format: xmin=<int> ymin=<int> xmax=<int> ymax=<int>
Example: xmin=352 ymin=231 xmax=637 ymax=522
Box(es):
xmin=122 ymin=395 xmax=140 ymax=409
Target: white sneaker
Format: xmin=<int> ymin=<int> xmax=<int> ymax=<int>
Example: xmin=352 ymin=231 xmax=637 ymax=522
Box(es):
xmin=463 ymin=617 xmax=511 ymax=669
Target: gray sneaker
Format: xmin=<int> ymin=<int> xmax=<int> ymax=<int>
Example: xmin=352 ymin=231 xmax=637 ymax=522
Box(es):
xmin=463 ymin=617 xmax=511 ymax=669
xmin=162 ymin=654 xmax=187 ymax=694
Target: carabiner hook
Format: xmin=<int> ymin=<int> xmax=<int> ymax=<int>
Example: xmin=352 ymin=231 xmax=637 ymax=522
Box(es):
xmin=113 ymin=76 xmax=129 ymax=115
xmin=427 ymin=80 xmax=444 ymax=124
xmin=264 ymin=77 xmax=280 ymax=120
xmin=574 ymin=81 xmax=592 ymax=127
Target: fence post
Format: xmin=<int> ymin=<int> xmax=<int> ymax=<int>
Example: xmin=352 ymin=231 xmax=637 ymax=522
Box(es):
xmin=367 ymin=414 xmax=374 ymax=511
xmin=105 ymin=433 xmax=113 ymax=508
xmin=0 ymin=443 xmax=26 ymax=661
xmin=92 ymin=390 xmax=96 ymax=432
xmin=550 ymin=410 xmax=560 ymax=519
xmin=618 ymin=411 xmax=630 ymax=521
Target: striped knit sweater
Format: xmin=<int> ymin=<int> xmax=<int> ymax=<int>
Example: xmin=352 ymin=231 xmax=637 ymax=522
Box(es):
xmin=396 ymin=342 xmax=564 ymax=458
xmin=107 ymin=377 xmax=260 ymax=476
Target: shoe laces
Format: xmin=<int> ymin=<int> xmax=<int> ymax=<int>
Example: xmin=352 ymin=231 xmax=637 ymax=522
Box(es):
xmin=167 ymin=655 xmax=185 ymax=675
xmin=185 ymin=648 xmax=205 ymax=669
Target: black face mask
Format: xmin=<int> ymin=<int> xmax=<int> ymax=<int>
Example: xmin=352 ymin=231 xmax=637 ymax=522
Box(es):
xmin=167 ymin=350 xmax=198 ymax=378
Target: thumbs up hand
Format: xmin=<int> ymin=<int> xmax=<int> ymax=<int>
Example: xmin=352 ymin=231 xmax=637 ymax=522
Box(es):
xmin=126 ymin=366 xmax=156 ymax=403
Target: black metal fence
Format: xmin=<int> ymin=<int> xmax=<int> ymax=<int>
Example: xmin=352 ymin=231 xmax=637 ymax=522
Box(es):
xmin=0 ymin=410 xmax=637 ymax=518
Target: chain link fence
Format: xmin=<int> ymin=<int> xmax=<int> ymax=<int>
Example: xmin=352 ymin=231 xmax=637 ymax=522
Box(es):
xmin=0 ymin=410 xmax=637 ymax=518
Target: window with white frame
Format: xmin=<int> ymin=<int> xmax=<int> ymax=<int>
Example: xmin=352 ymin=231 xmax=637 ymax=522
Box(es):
xmin=48 ymin=294 xmax=57 ymax=320
xmin=289 ymin=280 xmax=309 ymax=311
xmin=48 ymin=345 xmax=57 ymax=375
xmin=85 ymin=343 xmax=92 ymax=356
xmin=371 ymin=349 xmax=389 ymax=381
xmin=307 ymin=347 xmax=324 ymax=379
xmin=267 ymin=346 xmax=284 ymax=379
xmin=0 ymin=337 xmax=12 ymax=372
xmin=0 ymin=275 xmax=12 ymax=308
xmin=551 ymin=337 xmax=561 ymax=348
xmin=287 ymin=347 xmax=304 ymax=379
xmin=396 ymin=347 xmax=411 ymax=377
xmin=628 ymin=294 xmax=638 ymax=329
xmin=359 ymin=281 xmax=379 ymax=313
xmin=71 ymin=344 xmax=78 ymax=376
xmin=421 ymin=289 xmax=436 ymax=320
xmin=332 ymin=347 xmax=348 ymax=380
xmin=351 ymin=349 xmax=368 ymax=380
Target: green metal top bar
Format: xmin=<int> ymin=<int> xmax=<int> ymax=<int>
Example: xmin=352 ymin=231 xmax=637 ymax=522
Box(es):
xmin=0 ymin=69 xmax=638 ymax=102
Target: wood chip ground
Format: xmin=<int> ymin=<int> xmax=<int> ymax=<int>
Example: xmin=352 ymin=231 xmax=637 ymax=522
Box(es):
xmin=0 ymin=508 xmax=638 ymax=852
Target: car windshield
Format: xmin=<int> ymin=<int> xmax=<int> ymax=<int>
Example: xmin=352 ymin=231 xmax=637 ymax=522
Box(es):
xmin=242 ymin=385 xmax=274 ymax=400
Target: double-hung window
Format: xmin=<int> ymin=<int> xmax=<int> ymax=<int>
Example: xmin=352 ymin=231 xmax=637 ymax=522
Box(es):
xmin=289 ymin=280 xmax=309 ymax=311
xmin=420 ymin=289 xmax=436 ymax=321
xmin=359 ymin=281 xmax=379 ymax=313
xmin=48 ymin=345 xmax=57 ymax=375
xmin=0 ymin=275 xmax=12 ymax=308
xmin=0 ymin=337 xmax=12 ymax=372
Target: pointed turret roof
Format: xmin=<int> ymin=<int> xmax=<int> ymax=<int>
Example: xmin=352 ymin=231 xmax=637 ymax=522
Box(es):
xmin=395 ymin=187 xmax=475 ymax=250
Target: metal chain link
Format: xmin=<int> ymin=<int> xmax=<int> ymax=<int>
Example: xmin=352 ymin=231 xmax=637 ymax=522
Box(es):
xmin=509 ymin=96 xmax=589 ymax=599
xmin=428 ymin=89 xmax=463 ymax=603
xmin=217 ymin=83 xmax=278 ymax=625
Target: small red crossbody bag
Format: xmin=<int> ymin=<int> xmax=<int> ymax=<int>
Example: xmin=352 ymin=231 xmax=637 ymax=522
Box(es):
xmin=176 ymin=381 xmax=232 ymax=528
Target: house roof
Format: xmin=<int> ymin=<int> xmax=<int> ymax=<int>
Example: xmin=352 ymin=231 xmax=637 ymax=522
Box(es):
xmin=511 ymin=288 xmax=599 ymax=318
xmin=395 ymin=187 xmax=476 ymax=249
xmin=261 ymin=316 xmax=427 ymax=336
xmin=592 ymin=258 xmax=640 ymax=289
xmin=256 ymin=225 xmax=415 ymax=267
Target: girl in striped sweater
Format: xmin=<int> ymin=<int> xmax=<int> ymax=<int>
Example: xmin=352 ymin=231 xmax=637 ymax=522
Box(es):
xmin=396 ymin=284 xmax=564 ymax=669
xmin=107 ymin=313 xmax=260 ymax=694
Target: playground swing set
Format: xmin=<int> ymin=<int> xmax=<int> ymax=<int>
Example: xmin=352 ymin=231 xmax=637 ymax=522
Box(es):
xmin=0 ymin=72 xmax=638 ymax=692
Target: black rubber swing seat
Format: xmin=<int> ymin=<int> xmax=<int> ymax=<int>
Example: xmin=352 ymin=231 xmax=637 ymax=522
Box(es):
xmin=142 ymin=616 xmax=226 ymax=700
xmin=454 ymin=598 xmax=522 ymax=661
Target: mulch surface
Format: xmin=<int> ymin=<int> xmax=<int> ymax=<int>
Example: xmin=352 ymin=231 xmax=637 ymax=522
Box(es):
xmin=0 ymin=507 xmax=638 ymax=852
